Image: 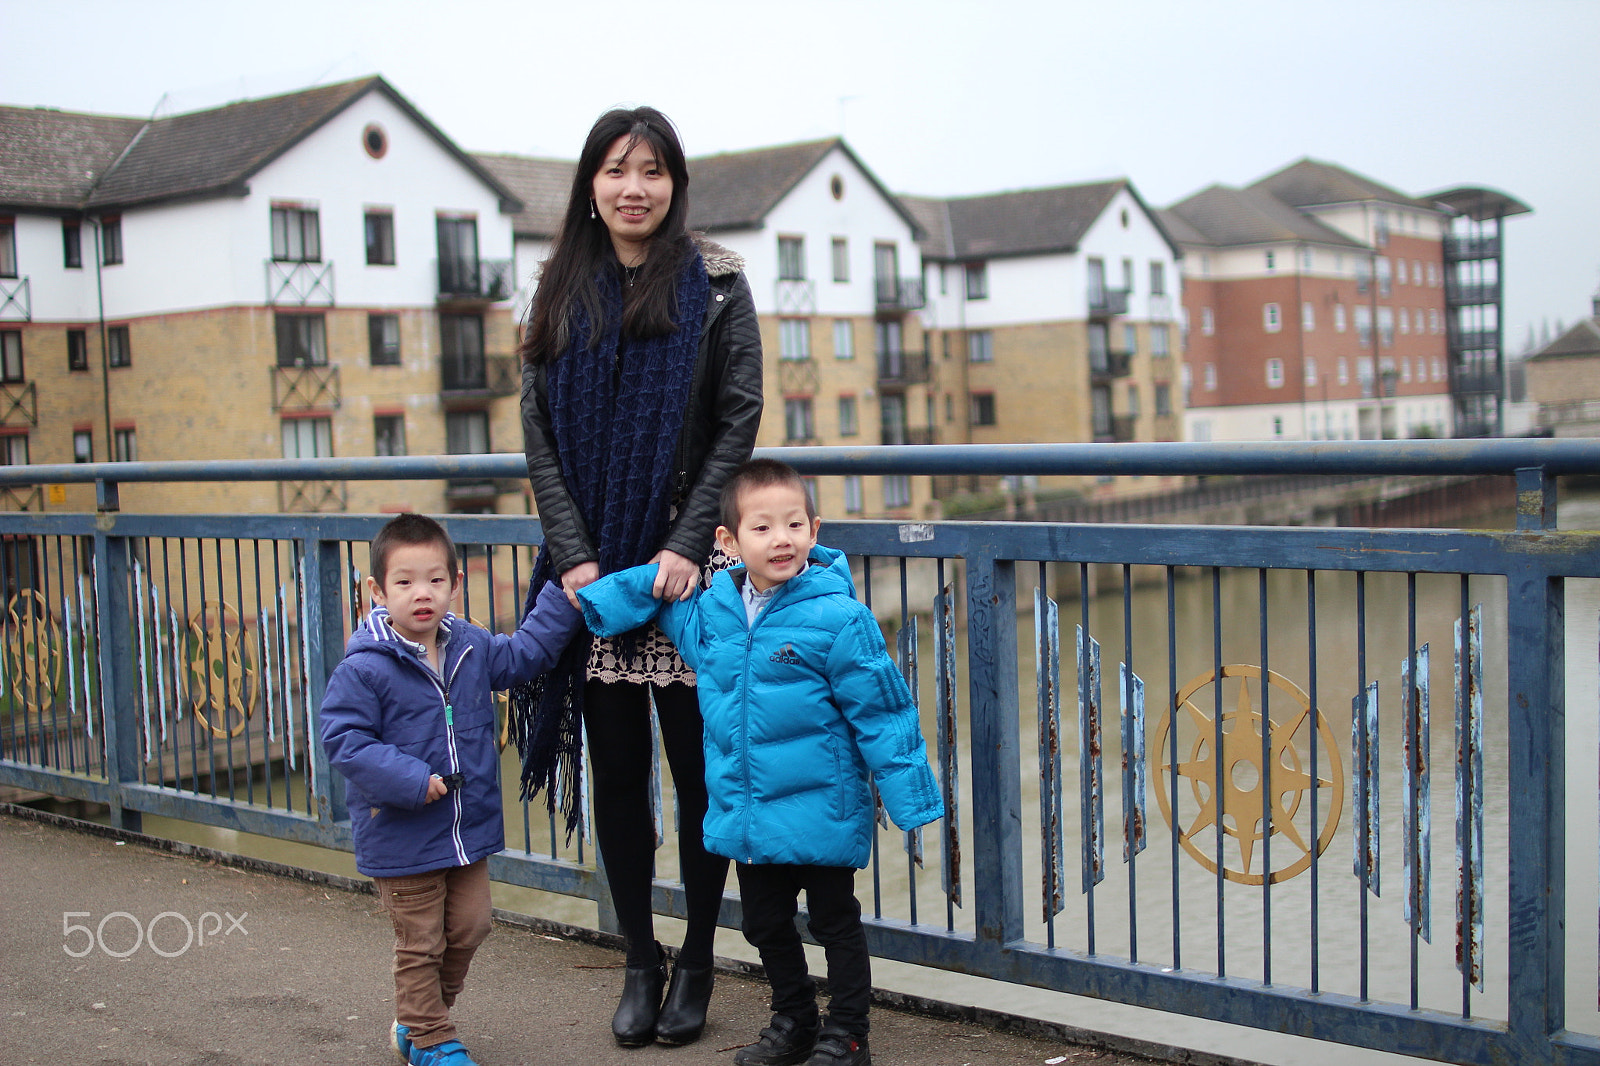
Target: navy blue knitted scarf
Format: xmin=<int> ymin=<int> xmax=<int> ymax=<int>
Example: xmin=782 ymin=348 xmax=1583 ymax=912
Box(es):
xmin=513 ymin=247 xmax=710 ymax=838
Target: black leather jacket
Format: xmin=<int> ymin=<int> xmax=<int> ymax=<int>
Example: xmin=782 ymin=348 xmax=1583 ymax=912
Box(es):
xmin=521 ymin=254 xmax=764 ymax=576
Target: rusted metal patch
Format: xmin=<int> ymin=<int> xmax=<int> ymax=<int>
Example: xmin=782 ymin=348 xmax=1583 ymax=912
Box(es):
xmin=1036 ymin=587 xmax=1064 ymax=920
xmin=1454 ymin=606 xmax=1484 ymax=990
xmin=1121 ymin=663 xmax=1147 ymax=862
xmin=1402 ymin=643 xmax=1431 ymax=943
xmin=1353 ymin=681 xmax=1380 ymax=895
xmin=1078 ymin=624 xmax=1104 ymax=892
xmin=933 ymin=583 xmax=961 ymax=906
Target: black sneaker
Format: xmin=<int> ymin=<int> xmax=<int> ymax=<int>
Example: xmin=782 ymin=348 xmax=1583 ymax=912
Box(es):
xmin=733 ymin=1013 xmax=820 ymax=1066
xmin=805 ymin=1025 xmax=870 ymax=1065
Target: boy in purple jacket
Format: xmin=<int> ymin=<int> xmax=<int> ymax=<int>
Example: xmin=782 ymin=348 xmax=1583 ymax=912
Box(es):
xmin=320 ymin=513 xmax=579 ymax=1066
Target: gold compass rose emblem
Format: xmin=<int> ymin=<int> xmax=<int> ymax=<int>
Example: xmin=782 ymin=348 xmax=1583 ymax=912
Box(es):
xmin=1154 ymin=665 xmax=1344 ymax=885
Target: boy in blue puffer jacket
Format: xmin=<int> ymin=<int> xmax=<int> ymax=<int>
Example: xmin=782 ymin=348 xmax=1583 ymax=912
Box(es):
xmin=320 ymin=513 xmax=580 ymax=1066
xmin=577 ymin=459 xmax=943 ymax=1066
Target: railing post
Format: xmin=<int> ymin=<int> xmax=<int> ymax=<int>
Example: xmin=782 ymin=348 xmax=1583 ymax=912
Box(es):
xmin=1504 ymin=466 xmax=1564 ymax=1064
xmin=301 ymin=530 xmax=348 ymax=824
xmin=93 ymin=519 xmax=140 ymax=831
xmin=965 ymin=554 xmax=1023 ymax=953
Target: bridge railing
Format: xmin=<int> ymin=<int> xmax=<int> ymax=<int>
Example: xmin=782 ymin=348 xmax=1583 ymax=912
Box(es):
xmin=2 ymin=440 xmax=1599 ymax=1066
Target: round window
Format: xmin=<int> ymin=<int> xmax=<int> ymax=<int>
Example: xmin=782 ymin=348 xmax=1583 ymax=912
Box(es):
xmin=830 ymin=174 xmax=845 ymax=200
xmin=363 ymin=123 xmax=388 ymax=160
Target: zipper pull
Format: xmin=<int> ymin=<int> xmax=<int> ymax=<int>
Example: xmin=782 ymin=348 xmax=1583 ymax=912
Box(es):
xmin=444 ymin=703 xmax=454 ymax=727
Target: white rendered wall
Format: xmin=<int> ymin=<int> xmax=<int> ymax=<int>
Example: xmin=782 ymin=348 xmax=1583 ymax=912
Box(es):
xmin=1184 ymin=397 xmax=1451 ymax=442
xmin=8 ymin=214 xmax=98 ymax=322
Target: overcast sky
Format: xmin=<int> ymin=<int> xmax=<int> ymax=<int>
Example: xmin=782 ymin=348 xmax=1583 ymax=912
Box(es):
xmin=4 ymin=0 xmax=1596 ymax=348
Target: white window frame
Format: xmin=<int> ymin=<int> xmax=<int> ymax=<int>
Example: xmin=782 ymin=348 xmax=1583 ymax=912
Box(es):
xmin=779 ymin=318 xmax=811 ymax=361
xmin=832 ymin=319 xmax=854 ymax=359
xmin=1265 ymin=358 xmax=1284 ymax=388
xmin=1264 ymin=303 xmax=1282 ymax=333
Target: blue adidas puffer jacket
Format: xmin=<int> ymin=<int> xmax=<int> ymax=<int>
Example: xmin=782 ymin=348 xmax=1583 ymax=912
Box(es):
xmin=319 ymin=582 xmax=579 ymax=878
xmin=578 ymin=544 xmax=944 ymax=869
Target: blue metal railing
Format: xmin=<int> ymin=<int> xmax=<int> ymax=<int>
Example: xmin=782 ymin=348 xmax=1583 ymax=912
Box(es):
xmin=2 ymin=441 xmax=1599 ymax=1066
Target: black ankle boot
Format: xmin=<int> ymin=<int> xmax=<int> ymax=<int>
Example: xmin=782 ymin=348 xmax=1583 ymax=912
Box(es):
xmin=654 ymin=962 xmax=715 ymax=1046
xmin=612 ymin=947 xmax=668 ymax=1048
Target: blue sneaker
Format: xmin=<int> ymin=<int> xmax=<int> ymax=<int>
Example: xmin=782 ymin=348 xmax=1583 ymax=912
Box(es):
xmin=409 ymin=1040 xmax=479 ymax=1066
xmin=391 ymin=1021 xmax=413 ymax=1062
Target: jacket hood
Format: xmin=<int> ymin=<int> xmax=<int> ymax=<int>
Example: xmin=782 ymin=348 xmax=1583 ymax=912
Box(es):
xmin=729 ymin=543 xmax=854 ymax=606
xmin=693 ymin=234 xmax=744 ymax=277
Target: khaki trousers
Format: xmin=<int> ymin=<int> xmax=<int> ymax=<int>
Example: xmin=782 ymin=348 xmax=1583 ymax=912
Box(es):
xmin=374 ymin=859 xmax=493 ymax=1048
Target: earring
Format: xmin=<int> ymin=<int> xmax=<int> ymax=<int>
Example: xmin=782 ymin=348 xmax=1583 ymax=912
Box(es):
xmin=590 ymin=199 xmax=597 ymax=220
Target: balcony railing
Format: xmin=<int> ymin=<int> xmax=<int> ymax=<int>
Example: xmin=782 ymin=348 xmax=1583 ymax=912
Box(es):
xmin=1092 ymin=413 xmax=1136 ymax=442
xmin=1089 ymin=348 xmax=1132 ymax=379
xmin=877 ymin=348 xmax=931 ymax=388
xmin=4 ymin=442 xmax=1600 ymax=1066
xmin=1453 ymin=366 xmax=1503 ymax=395
xmin=1088 ymin=287 xmax=1130 ymax=316
xmin=1451 ymin=329 xmax=1499 ymax=352
xmin=435 ymin=258 xmax=514 ymax=302
xmin=271 ymin=365 xmax=340 ymax=411
xmin=1444 ymin=234 xmax=1500 ymax=261
xmin=875 ymin=275 xmax=926 ymax=311
xmin=0 ymin=380 xmax=37 ymax=426
xmin=1445 ymin=279 xmax=1501 ymax=305
xmin=265 ymin=261 xmax=335 ymax=306
xmin=0 ymin=276 xmax=31 ymax=321
xmin=440 ymin=352 xmax=519 ymax=398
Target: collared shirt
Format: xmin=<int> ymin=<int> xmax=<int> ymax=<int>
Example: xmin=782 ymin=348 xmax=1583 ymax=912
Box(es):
xmin=372 ymin=607 xmax=454 ymax=676
xmin=740 ymin=562 xmax=807 ymax=626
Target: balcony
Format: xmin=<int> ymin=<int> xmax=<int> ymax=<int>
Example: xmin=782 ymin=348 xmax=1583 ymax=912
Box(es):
xmin=1453 ymin=366 xmax=1503 ymax=395
xmin=440 ymin=352 xmax=519 ymax=399
xmin=278 ymin=479 xmax=347 ymax=512
xmin=436 ymin=258 xmax=514 ymax=303
xmin=1451 ymin=328 xmax=1499 ymax=352
xmin=1445 ymin=279 xmax=1501 ymax=305
xmin=1092 ymin=414 xmax=1136 ymax=443
xmin=1444 ymin=235 xmax=1500 ymax=261
xmin=1088 ymin=287 xmax=1130 ymax=317
xmin=0 ymin=381 xmax=37 ymax=427
xmin=0 ymin=277 xmax=30 ymax=321
xmin=1089 ymin=348 xmax=1132 ymax=380
xmin=877 ymin=348 xmax=930 ymax=388
xmin=265 ymin=261 xmax=335 ymax=306
xmin=271 ymin=364 xmax=340 ymax=411
xmin=445 ymin=476 xmax=521 ymax=500
xmin=1455 ymin=416 xmax=1497 ymax=438
xmin=875 ymin=275 xmax=925 ymax=311
xmin=879 ymin=425 xmax=937 ymax=446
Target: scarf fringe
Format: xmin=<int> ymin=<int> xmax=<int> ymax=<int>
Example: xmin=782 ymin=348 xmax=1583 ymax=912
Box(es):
xmin=510 ymin=548 xmax=589 ymax=842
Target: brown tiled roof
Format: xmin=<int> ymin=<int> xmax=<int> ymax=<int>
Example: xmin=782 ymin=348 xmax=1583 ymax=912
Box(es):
xmin=0 ymin=107 xmax=143 ymax=211
xmin=1153 ymin=207 xmax=1211 ymax=247
xmin=473 ymin=153 xmax=575 ymax=239
xmin=1528 ymin=318 xmax=1600 ymax=361
xmin=899 ymin=195 xmax=955 ymax=259
xmin=1 ymin=77 xmax=520 ymax=214
xmin=907 ymin=180 xmax=1159 ymax=261
xmin=1164 ymin=184 xmax=1365 ymax=248
xmin=1249 ymin=158 xmax=1429 ymax=211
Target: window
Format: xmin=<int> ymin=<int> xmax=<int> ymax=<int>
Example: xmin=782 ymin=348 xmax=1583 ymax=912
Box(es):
xmin=1265 ymin=358 xmax=1284 ymax=388
xmin=1301 ymin=247 xmax=1313 ymax=272
xmin=1121 ymin=257 xmax=1134 ymax=293
xmin=445 ymin=410 xmax=490 ymax=454
xmin=1377 ymin=257 xmax=1392 ymax=297
xmin=1125 ymin=385 xmax=1140 ymax=418
xmin=101 ymin=216 xmax=122 ymax=265
xmin=783 ymin=397 xmax=815 ymax=442
xmin=1429 ymin=309 xmax=1440 ymax=333
xmin=964 ymin=262 xmax=988 ymax=300
xmin=63 ymin=221 xmax=81 ymax=269
xmin=73 ymin=429 xmax=93 ymax=463
xmin=968 ymin=330 xmax=993 ymax=363
xmin=1400 ymin=357 xmax=1411 ymax=383
xmin=875 ymin=319 xmax=901 ymax=360
xmin=67 ymin=329 xmax=88 ymax=372
xmin=107 ymin=325 xmax=131 ymax=367
xmin=436 ymin=216 xmax=479 ymax=293
xmin=1433 ymin=358 xmax=1445 ymax=381
xmin=281 ymin=416 xmax=330 ymax=459
xmin=778 ymin=236 xmax=805 ymax=281
xmin=1335 ymin=304 xmax=1347 ymax=333
xmin=0 ymin=432 xmax=28 ymax=466
xmin=275 ymin=314 xmax=326 ymax=366
xmin=1154 ymin=383 xmax=1172 ymax=416
xmin=365 ymin=210 xmax=395 ymax=266
xmin=114 ymin=426 xmax=137 ymax=462
xmin=969 ymin=392 xmax=996 ymax=426
xmin=831 ymin=238 xmax=849 ymax=283
xmin=0 ymin=331 xmax=20 ymax=382
xmin=837 ymin=395 xmax=858 ymax=437
xmin=440 ymin=313 xmax=485 ymax=388
xmin=1151 ymin=323 xmax=1170 ymax=357
xmin=1301 ymin=302 xmax=1315 ymax=331
xmin=1399 ymin=309 xmax=1410 ymax=335
xmin=779 ymin=318 xmax=810 ymax=360
xmin=1378 ymin=307 xmax=1394 ymax=347
xmin=1201 ymin=308 xmax=1215 ymax=336
xmin=1414 ymin=309 xmax=1425 ymax=334
xmin=374 ymin=414 xmax=406 ymax=456
xmin=1149 ymin=261 xmax=1166 ymax=295
xmin=843 ymin=475 xmax=863 ymax=515
xmin=1272 ymin=416 xmax=1284 ymax=438
xmin=832 ymin=319 xmax=854 ymax=359
xmin=1427 ymin=262 xmax=1439 ymax=286
xmin=1355 ymin=306 xmax=1372 ymax=348
xmin=1265 ymin=249 xmax=1276 ymax=272
xmin=1264 ymin=303 xmax=1281 ymax=332
xmin=1122 ymin=324 xmax=1138 ymax=355
xmin=368 ymin=313 xmax=401 ymax=365
xmin=883 ymin=475 xmax=911 ymax=509
xmin=1338 ymin=357 xmax=1349 ymax=385
xmin=1204 ymin=363 xmax=1217 ymax=390
xmin=270 ymin=205 xmax=320 ymax=262
xmin=0 ymin=219 xmax=14 ymax=277
xmin=1396 ymin=259 xmax=1407 ymax=285
xmin=880 ymin=393 xmax=907 ymax=444
xmin=1304 ymin=356 xmax=1319 ymax=386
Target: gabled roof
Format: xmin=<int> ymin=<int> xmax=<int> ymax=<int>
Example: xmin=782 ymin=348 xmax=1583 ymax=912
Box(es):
xmin=474 ymin=153 xmax=574 ymax=239
xmin=1528 ymin=317 xmax=1600 ymax=361
xmin=1164 ymin=183 xmax=1366 ymax=249
xmin=0 ymin=108 xmax=143 ymax=211
xmin=1 ymin=77 xmax=521 ymax=214
xmin=903 ymin=180 xmax=1179 ymax=261
xmin=1249 ymin=157 xmax=1430 ymax=211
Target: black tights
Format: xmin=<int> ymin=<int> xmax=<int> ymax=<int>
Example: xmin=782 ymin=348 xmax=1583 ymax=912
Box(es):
xmin=583 ymin=679 xmax=730 ymax=969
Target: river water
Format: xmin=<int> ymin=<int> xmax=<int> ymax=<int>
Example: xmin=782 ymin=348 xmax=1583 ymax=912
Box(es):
xmin=137 ymin=492 xmax=1600 ymax=1066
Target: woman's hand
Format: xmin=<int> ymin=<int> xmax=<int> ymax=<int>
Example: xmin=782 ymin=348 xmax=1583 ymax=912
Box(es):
xmin=649 ymin=549 xmax=700 ymax=601
xmin=560 ymin=561 xmax=600 ymax=609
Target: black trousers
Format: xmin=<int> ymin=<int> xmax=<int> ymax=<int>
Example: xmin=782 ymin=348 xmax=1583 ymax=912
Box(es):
xmin=583 ymin=679 xmax=730 ymax=969
xmin=736 ymin=862 xmax=870 ymax=1037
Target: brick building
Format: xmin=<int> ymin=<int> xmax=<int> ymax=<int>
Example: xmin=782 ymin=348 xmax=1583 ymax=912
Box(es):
xmin=1524 ymin=293 xmax=1600 ymax=437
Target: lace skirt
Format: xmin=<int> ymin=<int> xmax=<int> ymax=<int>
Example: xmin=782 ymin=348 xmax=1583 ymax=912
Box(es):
xmin=584 ymin=544 xmax=733 ymax=686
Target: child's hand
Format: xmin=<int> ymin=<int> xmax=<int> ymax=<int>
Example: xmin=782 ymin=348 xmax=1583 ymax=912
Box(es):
xmin=424 ymin=775 xmax=449 ymax=803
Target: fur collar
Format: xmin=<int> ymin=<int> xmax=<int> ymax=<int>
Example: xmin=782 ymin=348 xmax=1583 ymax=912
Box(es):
xmin=693 ymin=235 xmax=744 ymax=277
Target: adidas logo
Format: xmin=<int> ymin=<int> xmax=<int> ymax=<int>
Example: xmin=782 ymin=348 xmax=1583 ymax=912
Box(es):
xmin=769 ymin=643 xmax=802 ymax=665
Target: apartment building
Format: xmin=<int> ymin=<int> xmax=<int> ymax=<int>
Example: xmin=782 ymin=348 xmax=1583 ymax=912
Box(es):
xmin=0 ymin=77 xmax=524 ymax=516
xmin=1165 ymin=159 xmax=1504 ymax=443
xmin=903 ymin=180 xmax=1185 ymax=501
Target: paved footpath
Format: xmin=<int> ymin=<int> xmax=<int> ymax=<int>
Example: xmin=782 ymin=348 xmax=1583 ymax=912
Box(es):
xmin=0 ymin=811 xmax=1233 ymax=1066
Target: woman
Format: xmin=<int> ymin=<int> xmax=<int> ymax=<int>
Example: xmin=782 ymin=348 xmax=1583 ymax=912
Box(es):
xmin=517 ymin=106 xmax=763 ymax=1049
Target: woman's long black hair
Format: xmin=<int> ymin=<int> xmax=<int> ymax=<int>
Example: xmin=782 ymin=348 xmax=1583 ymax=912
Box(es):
xmin=520 ymin=107 xmax=694 ymax=364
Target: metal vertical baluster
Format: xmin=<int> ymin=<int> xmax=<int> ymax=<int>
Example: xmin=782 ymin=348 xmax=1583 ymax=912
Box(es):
xmin=934 ymin=560 xmax=961 ymax=930
xmin=1212 ymin=566 xmax=1226 ymax=979
xmin=1077 ymin=613 xmax=1104 ymax=955
xmin=1259 ymin=567 xmax=1272 ymax=985
xmin=1307 ymin=569 xmax=1321 ymax=993
xmin=252 ymin=540 xmax=272 ymax=810
xmin=898 ymin=557 xmax=921 ymax=923
xmin=862 ymin=554 xmax=882 ymax=918
xmin=233 ymin=539 xmax=254 ymax=806
xmin=1455 ymin=592 xmax=1485 ymax=1009
xmin=1166 ymin=565 xmax=1181 ymax=972
xmin=1035 ymin=573 xmax=1062 ymax=946
xmin=1121 ymin=565 xmax=1145 ymax=964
